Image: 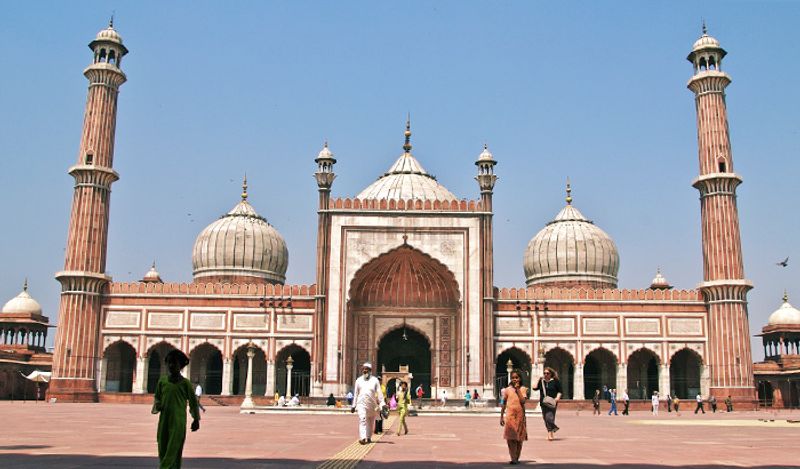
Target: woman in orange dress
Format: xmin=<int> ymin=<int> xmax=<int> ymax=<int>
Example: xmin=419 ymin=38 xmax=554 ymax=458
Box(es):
xmin=499 ymin=369 xmax=528 ymax=465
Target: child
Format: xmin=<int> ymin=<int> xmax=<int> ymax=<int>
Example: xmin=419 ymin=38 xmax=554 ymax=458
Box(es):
xmin=152 ymin=349 xmax=200 ymax=469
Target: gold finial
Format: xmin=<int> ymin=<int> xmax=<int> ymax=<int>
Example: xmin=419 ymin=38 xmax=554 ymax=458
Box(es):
xmin=23 ymin=278 xmax=28 ymax=292
xmin=783 ymin=290 xmax=789 ymax=303
xmin=565 ymin=177 xmax=572 ymax=205
xmin=241 ymin=174 xmax=248 ymax=201
xmin=403 ymin=113 xmax=412 ymax=153
xmin=702 ymin=18 xmax=707 ymax=35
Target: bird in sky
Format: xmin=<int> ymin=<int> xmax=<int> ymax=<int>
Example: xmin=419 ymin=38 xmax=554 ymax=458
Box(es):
xmin=776 ymin=257 xmax=789 ymax=267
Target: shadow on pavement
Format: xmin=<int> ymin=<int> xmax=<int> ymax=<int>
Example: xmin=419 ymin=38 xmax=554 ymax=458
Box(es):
xmin=1 ymin=455 xmax=798 ymax=469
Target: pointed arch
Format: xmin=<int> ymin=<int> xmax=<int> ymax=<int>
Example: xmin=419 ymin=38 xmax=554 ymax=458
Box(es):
xmin=544 ymin=347 xmax=574 ymax=399
xmin=104 ymin=341 xmax=136 ymax=393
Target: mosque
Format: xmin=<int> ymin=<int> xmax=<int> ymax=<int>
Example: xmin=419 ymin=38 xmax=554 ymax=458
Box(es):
xmin=40 ymin=22 xmax=776 ymax=405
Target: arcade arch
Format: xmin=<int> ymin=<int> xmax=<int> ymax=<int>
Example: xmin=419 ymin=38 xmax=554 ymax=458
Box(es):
xmin=583 ymin=348 xmax=617 ymax=399
xmin=104 ymin=341 xmax=136 ymax=393
xmin=544 ymin=347 xmax=574 ymax=399
xmin=495 ymin=348 xmax=532 ymax=398
xmin=146 ymin=341 xmax=177 ymax=394
xmin=276 ymin=344 xmax=311 ymax=397
xmin=189 ymin=343 xmax=223 ymax=395
xmin=670 ymin=348 xmax=702 ymax=399
xmin=627 ymin=348 xmax=660 ymax=399
xmin=232 ymin=344 xmax=267 ymax=396
xmin=377 ymin=326 xmax=431 ymax=398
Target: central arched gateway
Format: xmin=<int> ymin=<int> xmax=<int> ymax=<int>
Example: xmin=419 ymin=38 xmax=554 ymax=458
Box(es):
xmin=346 ymin=244 xmax=460 ymax=396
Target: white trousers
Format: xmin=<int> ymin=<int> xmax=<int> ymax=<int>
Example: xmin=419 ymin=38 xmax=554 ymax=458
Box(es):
xmin=653 ymin=403 xmax=659 ymax=415
xmin=357 ymin=408 xmax=376 ymax=440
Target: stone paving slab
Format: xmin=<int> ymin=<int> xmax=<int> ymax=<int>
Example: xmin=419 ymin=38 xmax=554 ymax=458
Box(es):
xmin=0 ymin=402 xmax=798 ymax=468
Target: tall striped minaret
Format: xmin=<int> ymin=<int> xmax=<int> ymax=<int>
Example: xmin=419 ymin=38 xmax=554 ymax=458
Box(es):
xmin=49 ymin=21 xmax=128 ymax=402
xmin=687 ymin=26 xmax=755 ymax=400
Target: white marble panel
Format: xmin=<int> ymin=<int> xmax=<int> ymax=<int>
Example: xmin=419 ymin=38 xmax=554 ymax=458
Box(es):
xmin=278 ymin=314 xmax=312 ymax=332
xmin=539 ymin=317 xmax=574 ymax=334
xmin=105 ymin=311 xmax=140 ymax=329
xmin=190 ymin=312 xmax=226 ymax=330
xmin=583 ymin=318 xmax=617 ymax=335
xmin=496 ymin=317 xmax=533 ymax=334
xmin=148 ymin=312 xmax=183 ymax=330
xmin=626 ymin=318 xmax=661 ymax=335
xmin=668 ymin=318 xmax=703 ymax=336
xmin=234 ymin=314 xmax=270 ymax=331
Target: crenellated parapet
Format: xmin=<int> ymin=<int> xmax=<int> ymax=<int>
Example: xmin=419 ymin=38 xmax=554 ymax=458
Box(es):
xmin=495 ymin=286 xmax=702 ymax=302
xmin=326 ymin=197 xmax=484 ymax=212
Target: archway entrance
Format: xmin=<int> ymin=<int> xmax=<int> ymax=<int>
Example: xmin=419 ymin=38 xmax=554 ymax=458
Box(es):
xmin=276 ymin=345 xmax=311 ymax=397
xmin=584 ymin=348 xmax=617 ymax=399
xmin=544 ymin=348 xmax=574 ymax=399
xmin=377 ymin=327 xmax=431 ymax=399
xmin=146 ymin=342 xmax=176 ymax=394
xmin=628 ymin=348 xmax=660 ymax=399
xmin=190 ymin=343 xmax=223 ymax=395
xmin=105 ymin=341 xmax=136 ymax=392
xmin=232 ymin=345 xmax=267 ymax=396
xmin=495 ymin=348 xmax=532 ymax=398
xmin=670 ymin=348 xmax=701 ymax=399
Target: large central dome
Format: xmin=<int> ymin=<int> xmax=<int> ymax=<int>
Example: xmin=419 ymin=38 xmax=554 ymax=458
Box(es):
xmin=523 ymin=186 xmax=619 ymax=288
xmin=356 ymin=122 xmax=457 ymax=202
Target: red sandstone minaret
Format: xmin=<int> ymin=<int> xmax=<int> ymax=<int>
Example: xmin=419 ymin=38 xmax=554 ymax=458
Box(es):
xmin=475 ymin=144 xmax=497 ymax=389
xmin=49 ymin=21 xmax=128 ymax=402
xmin=687 ymin=25 xmax=755 ymax=400
xmin=314 ymin=140 xmax=336 ymax=392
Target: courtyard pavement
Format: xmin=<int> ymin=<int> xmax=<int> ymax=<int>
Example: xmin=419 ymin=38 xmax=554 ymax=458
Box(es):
xmin=1 ymin=401 xmax=798 ymax=468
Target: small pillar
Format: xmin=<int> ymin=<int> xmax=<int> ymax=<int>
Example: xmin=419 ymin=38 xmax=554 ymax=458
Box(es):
xmin=616 ymin=362 xmax=627 ymax=396
xmin=265 ymin=360 xmax=275 ymax=397
xmin=659 ymin=364 xmax=671 ymax=399
xmin=286 ymin=355 xmax=294 ymax=398
xmin=700 ymin=364 xmax=711 ymax=398
xmin=221 ymin=358 xmax=233 ymax=396
xmin=241 ymin=345 xmax=256 ymax=409
xmin=573 ymin=363 xmax=584 ymax=400
xmin=97 ymin=357 xmax=107 ymax=392
xmin=133 ymin=356 xmax=147 ymax=394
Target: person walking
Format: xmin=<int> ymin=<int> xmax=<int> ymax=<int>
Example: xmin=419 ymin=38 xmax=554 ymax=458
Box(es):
xmin=194 ymin=382 xmax=206 ymax=413
xmin=415 ymin=384 xmax=424 ymax=400
xmin=694 ymin=393 xmax=705 ymax=414
xmin=621 ymin=389 xmax=630 ymax=415
xmin=709 ymin=395 xmax=718 ymax=413
xmin=346 ymin=390 xmax=354 ymax=407
xmin=472 ymin=389 xmax=480 ymax=401
xmin=531 ymin=366 xmax=562 ymax=441
xmin=607 ymin=388 xmax=618 ymax=416
xmin=351 ymin=362 xmax=386 ymax=445
xmin=500 ymin=369 xmax=528 ymax=464
xmin=440 ymin=389 xmax=448 ymax=407
xmin=592 ymin=389 xmax=601 ymax=415
xmin=651 ymin=391 xmax=660 ymax=416
xmin=724 ymin=395 xmax=734 ymax=412
xmin=152 ymin=349 xmax=201 ymax=469
xmin=464 ymin=389 xmax=472 ymax=408
xmin=396 ymin=381 xmax=411 ymax=436
xmin=673 ymin=395 xmax=681 ymax=414
xmin=666 ymin=392 xmax=673 ymax=413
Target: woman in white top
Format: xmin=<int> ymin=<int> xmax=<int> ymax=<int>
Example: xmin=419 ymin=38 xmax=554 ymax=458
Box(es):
xmin=651 ymin=391 xmax=660 ymax=416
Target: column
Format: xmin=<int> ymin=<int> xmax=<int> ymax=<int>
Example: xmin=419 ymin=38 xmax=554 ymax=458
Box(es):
xmin=221 ymin=358 xmax=233 ymax=396
xmin=133 ymin=356 xmax=147 ymax=394
xmin=241 ymin=346 xmax=256 ymax=409
xmin=573 ymin=363 xmax=584 ymax=400
xmin=616 ymin=363 xmax=627 ymax=395
xmin=286 ymin=356 xmax=294 ymax=398
xmin=265 ymin=360 xmax=275 ymax=397
xmin=659 ymin=364 xmax=671 ymax=399
xmin=97 ymin=357 xmax=107 ymax=392
xmin=701 ymin=364 xmax=711 ymax=397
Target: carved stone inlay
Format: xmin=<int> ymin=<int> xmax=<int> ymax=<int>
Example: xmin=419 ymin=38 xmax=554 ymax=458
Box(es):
xmin=583 ymin=318 xmax=617 ymax=335
xmin=233 ymin=314 xmax=270 ymax=331
xmin=277 ymin=314 xmax=312 ymax=332
xmin=539 ymin=317 xmax=574 ymax=334
xmin=626 ymin=318 xmax=661 ymax=335
xmin=148 ymin=312 xmax=182 ymax=330
xmin=668 ymin=318 xmax=703 ymax=336
xmin=496 ymin=317 xmax=532 ymax=334
xmin=439 ymin=317 xmax=452 ymax=387
xmin=105 ymin=311 xmax=140 ymax=328
xmin=190 ymin=312 xmax=226 ymax=330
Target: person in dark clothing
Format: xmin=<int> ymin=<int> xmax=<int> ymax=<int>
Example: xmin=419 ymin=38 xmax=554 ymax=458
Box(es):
xmin=326 ymin=393 xmax=336 ymax=406
xmin=531 ymin=367 xmax=562 ymax=441
xmin=592 ymin=389 xmax=601 ymax=415
xmin=666 ymin=393 xmax=673 ymax=413
xmin=694 ymin=393 xmax=706 ymax=414
xmin=725 ymin=395 xmax=734 ymax=412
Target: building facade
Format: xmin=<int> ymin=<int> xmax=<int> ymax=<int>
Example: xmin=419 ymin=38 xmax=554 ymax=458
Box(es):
xmin=48 ymin=24 xmax=757 ymax=404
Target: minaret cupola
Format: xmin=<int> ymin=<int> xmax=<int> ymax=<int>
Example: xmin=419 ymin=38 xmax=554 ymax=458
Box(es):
xmin=89 ymin=17 xmax=128 ymax=69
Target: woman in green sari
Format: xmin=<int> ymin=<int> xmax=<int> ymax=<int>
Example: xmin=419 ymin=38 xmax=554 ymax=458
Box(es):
xmin=396 ymin=381 xmax=411 ymax=435
xmin=152 ymin=349 xmax=200 ymax=469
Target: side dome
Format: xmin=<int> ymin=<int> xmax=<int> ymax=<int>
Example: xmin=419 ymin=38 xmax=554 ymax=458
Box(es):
xmin=192 ymin=181 xmax=288 ymax=284
xmin=767 ymin=293 xmax=800 ymax=326
xmin=523 ymin=186 xmax=619 ymax=288
xmin=2 ymin=280 xmax=43 ymax=316
xmin=356 ymin=121 xmax=457 ymax=202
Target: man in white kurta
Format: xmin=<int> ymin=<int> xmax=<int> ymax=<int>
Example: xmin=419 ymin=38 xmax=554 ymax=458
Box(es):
xmin=351 ymin=363 xmax=386 ymax=444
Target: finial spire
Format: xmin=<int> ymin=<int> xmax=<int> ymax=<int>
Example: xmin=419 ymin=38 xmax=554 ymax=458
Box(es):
xmin=109 ymin=13 xmax=115 ymax=29
xmin=702 ymin=18 xmax=707 ymax=35
xmin=241 ymin=174 xmax=248 ymax=201
xmin=152 ymin=260 xmax=156 ymax=269
xmin=403 ymin=113 xmax=412 ymax=153
xmin=565 ymin=177 xmax=572 ymax=205
xmin=23 ymin=278 xmax=28 ymax=292
xmin=783 ymin=290 xmax=789 ymax=303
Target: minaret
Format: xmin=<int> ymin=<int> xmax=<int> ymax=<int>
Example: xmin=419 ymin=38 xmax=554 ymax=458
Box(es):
xmin=49 ymin=21 xmax=128 ymax=402
xmin=475 ymin=144 xmax=497 ymax=390
xmin=314 ymin=141 xmax=336 ymax=393
xmin=687 ymin=25 xmax=754 ymax=400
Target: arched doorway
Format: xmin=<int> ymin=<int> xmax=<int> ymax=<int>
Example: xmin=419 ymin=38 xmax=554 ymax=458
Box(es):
xmin=276 ymin=345 xmax=311 ymax=397
xmin=584 ymin=348 xmax=617 ymax=399
xmin=190 ymin=343 xmax=223 ymax=395
xmin=627 ymin=348 xmax=660 ymax=399
xmin=232 ymin=345 xmax=267 ymax=396
xmin=146 ymin=342 xmax=177 ymax=393
xmin=670 ymin=348 xmax=701 ymax=399
xmin=105 ymin=341 xmax=136 ymax=393
xmin=544 ymin=348 xmax=574 ymax=399
xmin=495 ymin=348 xmax=532 ymax=398
xmin=757 ymin=380 xmax=774 ymax=407
xmin=346 ymin=244 xmax=461 ymax=391
xmin=377 ymin=327 xmax=431 ymax=398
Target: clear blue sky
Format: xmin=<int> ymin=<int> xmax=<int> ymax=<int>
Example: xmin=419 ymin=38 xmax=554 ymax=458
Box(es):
xmin=1 ymin=2 xmax=798 ymax=361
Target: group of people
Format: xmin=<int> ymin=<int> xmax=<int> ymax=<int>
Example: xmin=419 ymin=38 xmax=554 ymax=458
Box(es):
xmin=351 ymin=362 xmax=413 ymax=444
xmin=591 ymin=387 xmax=735 ymax=416
xmin=274 ymin=393 xmax=301 ymax=407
